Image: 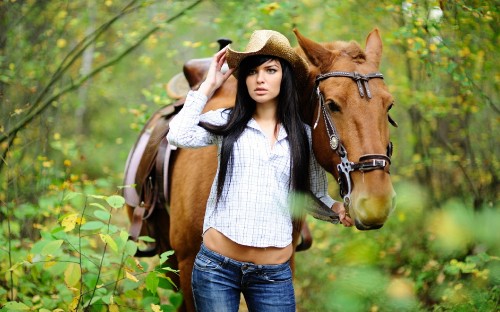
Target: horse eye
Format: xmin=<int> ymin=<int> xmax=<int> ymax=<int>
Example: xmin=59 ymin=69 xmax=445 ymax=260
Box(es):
xmin=328 ymin=101 xmax=341 ymax=113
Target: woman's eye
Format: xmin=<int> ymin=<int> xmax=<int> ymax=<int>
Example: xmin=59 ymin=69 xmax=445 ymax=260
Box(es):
xmin=267 ymin=68 xmax=277 ymax=74
xmin=248 ymin=70 xmax=257 ymax=75
xmin=328 ymin=101 xmax=341 ymax=112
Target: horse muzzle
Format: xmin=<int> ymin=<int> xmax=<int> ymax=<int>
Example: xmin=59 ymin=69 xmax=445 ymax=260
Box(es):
xmin=349 ymin=187 xmax=396 ymax=231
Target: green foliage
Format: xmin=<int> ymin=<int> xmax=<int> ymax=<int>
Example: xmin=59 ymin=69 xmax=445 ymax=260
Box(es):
xmin=1 ymin=181 xmax=180 ymax=311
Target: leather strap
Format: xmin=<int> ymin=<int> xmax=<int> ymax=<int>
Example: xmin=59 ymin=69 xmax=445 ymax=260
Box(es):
xmin=129 ymin=205 xmax=146 ymax=241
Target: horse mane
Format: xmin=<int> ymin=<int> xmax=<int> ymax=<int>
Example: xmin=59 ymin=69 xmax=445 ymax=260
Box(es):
xmin=322 ymin=40 xmax=366 ymax=63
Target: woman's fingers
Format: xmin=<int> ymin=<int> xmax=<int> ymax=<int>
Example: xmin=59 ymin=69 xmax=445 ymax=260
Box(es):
xmin=198 ymin=48 xmax=232 ymax=98
xmin=215 ymin=46 xmax=229 ymax=68
xmin=333 ymin=202 xmax=354 ymax=227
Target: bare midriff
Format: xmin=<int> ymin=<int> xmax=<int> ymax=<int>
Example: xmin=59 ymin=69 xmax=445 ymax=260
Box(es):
xmin=203 ymin=228 xmax=293 ymax=265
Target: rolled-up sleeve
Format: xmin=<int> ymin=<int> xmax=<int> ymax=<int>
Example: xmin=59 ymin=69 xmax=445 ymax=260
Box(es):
xmin=167 ymin=90 xmax=226 ymax=148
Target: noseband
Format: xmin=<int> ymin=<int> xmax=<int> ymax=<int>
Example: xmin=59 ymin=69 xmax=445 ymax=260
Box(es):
xmin=313 ymin=71 xmax=393 ymax=209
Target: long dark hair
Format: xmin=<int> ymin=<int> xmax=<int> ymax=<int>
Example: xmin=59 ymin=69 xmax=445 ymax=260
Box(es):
xmin=200 ymin=55 xmax=310 ymax=203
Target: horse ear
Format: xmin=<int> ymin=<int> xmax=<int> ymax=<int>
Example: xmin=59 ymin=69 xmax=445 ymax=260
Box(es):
xmin=293 ymin=28 xmax=336 ymax=69
xmin=365 ymin=28 xmax=383 ymax=68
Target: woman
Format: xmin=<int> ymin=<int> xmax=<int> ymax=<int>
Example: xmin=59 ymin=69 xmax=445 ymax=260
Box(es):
xmin=167 ymin=30 xmax=353 ymax=312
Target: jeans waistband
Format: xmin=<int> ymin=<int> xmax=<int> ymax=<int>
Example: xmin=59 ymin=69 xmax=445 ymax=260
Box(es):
xmin=199 ymin=243 xmax=290 ymax=272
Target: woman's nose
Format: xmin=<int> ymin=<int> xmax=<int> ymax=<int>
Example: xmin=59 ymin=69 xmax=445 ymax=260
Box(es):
xmin=256 ymin=70 xmax=265 ymax=83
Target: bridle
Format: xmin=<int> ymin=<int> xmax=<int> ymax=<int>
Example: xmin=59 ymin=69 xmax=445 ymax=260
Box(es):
xmin=313 ymin=71 xmax=394 ymax=210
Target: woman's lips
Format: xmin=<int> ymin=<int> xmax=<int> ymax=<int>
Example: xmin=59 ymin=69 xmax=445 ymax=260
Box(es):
xmin=254 ymin=88 xmax=267 ymax=95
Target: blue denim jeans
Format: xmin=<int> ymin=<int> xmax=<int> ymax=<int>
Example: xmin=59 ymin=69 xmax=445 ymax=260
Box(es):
xmin=191 ymin=243 xmax=296 ymax=312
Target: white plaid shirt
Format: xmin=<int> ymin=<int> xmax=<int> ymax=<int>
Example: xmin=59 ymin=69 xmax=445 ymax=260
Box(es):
xmin=167 ymin=91 xmax=336 ymax=248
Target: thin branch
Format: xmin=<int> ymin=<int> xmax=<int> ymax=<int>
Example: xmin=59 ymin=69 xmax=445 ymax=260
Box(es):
xmin=434 ymin=125 xmax=480 ymax=199
xmin=0 ymin=0 xmax=202 ymax=146
xmin=25 ymin=0 xmax=142 ymax=118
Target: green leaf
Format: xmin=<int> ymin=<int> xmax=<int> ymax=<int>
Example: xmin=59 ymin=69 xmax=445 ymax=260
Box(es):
xmin=90 ymin=202 xmax=108 ymax=211
xmin=106 ymin=195 xmax=125 ymax=209
xmin=63 ymin=192 xmax=81 ymax=201
xmin=159 ymin=305 xmax=176 ymax=312
xmin=158 ymin=277 xmax=175 ymax=290
xmin=94 ymin=209 xmax=111 ymax=221
xmin=80 ymin=221 xmax=106 ymax=231
xmin=162 ymin=267 xmax=179 ymax=274
xmin=125 ymin=240 xmax=138 ymax=256
xmin=88 ymin=194 xmax=106 ymax=200
xmin=64 ymin=262 xmax=81 ymax=287
xmin=159 ymin=250 xmax=175 ymax=265
xmin=8 ymin=261 xmax=25 ymax=272
xmin=169 ymin=291 xmax=183 ymax=308
xmin=1 ymin=301 xmax=31 ymax=310
xmin=160 ymin=276 xmax=178 ymax=290
xmin=120 ymin=229 xmax=129 ymax=242
xmin=41 ymin=240 xmax=64 ymax=255
xmin=138 ymin=235 xmax=156 ymax=243
xmin=145 ymin=271 xmax=159 ymax=293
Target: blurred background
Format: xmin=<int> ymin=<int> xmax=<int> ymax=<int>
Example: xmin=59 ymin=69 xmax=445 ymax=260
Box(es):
xmin=0 ymin=1 xmax=498 ymax=311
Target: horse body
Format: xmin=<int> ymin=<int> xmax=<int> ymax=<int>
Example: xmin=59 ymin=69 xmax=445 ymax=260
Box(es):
xmin=126 ymin=29 xmax=396 ymax=311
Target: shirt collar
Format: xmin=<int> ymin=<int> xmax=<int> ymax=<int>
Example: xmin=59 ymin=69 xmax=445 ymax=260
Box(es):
xmin=248 ymin=119 xmax=288 ymax=141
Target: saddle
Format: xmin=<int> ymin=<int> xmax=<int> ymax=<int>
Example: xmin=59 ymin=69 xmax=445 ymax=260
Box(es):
xmin=123 ymin=99 xmax=183 ymax=257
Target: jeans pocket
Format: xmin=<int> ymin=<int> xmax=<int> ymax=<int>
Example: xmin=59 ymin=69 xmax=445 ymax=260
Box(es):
xmin=194 ymin=253 xmax=221 ymax=272
xmin=262 ymin=265 xmax=292 ymax=283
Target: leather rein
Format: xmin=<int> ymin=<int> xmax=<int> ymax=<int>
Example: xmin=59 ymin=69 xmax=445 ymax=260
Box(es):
xmin=312 ymin=71 xmax=394 ymax=209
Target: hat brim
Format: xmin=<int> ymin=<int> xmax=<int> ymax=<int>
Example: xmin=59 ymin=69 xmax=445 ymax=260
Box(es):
xmin=226 ymin=35 xmax=308 ymax=85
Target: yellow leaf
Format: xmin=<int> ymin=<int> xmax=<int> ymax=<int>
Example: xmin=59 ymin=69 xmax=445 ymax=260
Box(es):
xmin=99 ymin=234 xmax=118 ymax=252
xmin=68 ymin=295 xmax=79 ymax=311
xmin=151 ymin=304 xmax=162 ymax=312
xmin=109 ymin=304 xmax=120 ymax=312
xmin=133 ymin=257 xmax=144 ymax=271
xmin=62 ymin=213 xmax=79 ymax=232
xmin=65 ymin=263 xmax=81 ymax=287
xmin=125 ymin=271 xmax=139 ymax=283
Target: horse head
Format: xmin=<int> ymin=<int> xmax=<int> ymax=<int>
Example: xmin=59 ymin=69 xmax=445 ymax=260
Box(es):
xmin=294 ymin=28 xmax=397 ymax=230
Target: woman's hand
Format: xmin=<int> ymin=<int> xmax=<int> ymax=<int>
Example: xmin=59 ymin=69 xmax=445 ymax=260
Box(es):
xmin=332 ymin=202 xmax=354 ymax=227
xmin=198 ymin=46 xmax=235 ymax=98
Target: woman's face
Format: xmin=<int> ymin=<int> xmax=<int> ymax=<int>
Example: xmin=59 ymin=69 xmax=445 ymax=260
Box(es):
xmin=245 ymin=59 xmax=282 ymax=105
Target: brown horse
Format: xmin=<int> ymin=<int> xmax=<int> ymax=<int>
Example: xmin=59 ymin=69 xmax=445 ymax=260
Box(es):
xmin=126 ymin=28 xmax=396 ymax=311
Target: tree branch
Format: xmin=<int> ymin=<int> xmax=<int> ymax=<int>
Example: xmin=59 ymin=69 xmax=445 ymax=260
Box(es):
xmin=0 ymin=0 xmax=202 ymax=149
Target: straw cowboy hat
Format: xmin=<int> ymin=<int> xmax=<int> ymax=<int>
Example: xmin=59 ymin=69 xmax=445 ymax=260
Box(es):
xmin=226 ymin=30 xmax=308 ymax=84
